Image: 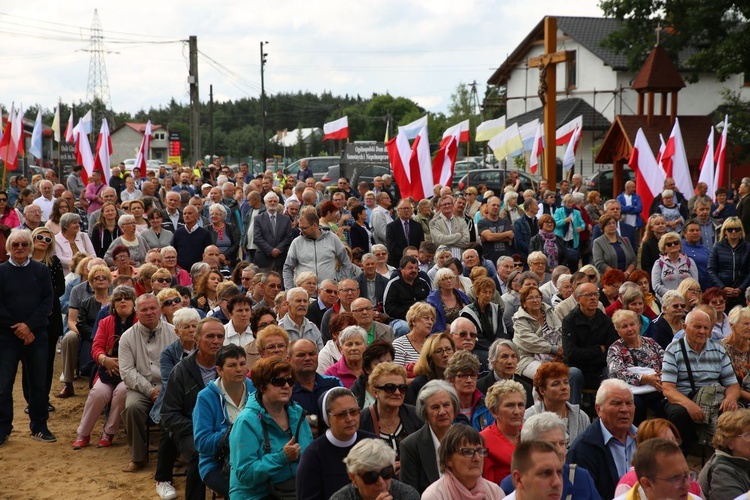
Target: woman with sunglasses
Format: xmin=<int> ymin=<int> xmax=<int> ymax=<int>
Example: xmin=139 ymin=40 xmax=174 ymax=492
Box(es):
xmin=650 ymin=290 xmax=686 ymax=349
xmin=358 ymin=363 xmax=421 ymax=468
xmin=297 ymin=387 xmax=377 ymax=499
xmin=332 ymin=438 xmax=420 ymax=500
xmin=709 ymin=216 xmax=750 ymax=309
xmin=30 ymin=227 xmax=65 ymax=409
xmin=157 ymin=288 xmax=184 ymax=325
xmin=422 ymin=424 xmax=505 ymax=500
xmin=651 ymin=232 xmax=698 ymax=301
xmin=229 ymin=356 xmax=313 ymax=499
xmin=150 ymin=268 xmax=173 ymax=294
xmin=141 ymin=208 xmax=174 ymax=250
xmin=72 ymin=285 xmax=135 ymax=449
xmin=0 ymin=189 xmax=20 ymax=236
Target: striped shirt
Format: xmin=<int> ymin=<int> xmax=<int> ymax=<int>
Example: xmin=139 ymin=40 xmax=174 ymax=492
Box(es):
xmin=662 ymin=337 xmax=737 ymax=395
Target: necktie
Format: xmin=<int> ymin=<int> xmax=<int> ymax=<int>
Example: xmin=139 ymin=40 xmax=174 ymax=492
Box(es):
xmin=270 ymin=214 xmax=276 ymax=238
xmin=403 ymin=220 xmax=410 ymax=241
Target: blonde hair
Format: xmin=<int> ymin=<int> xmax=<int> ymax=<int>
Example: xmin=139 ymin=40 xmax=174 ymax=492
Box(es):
xmin=485 ymin=379 xmax=526 ymax=414
xmin=405 ymin=302 xmax=436 ymax=329
xmin=367 ymin=362 xmax=407 ymax=392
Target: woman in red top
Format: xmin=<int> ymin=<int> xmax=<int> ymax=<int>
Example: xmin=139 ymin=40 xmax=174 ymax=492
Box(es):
xmin=72 ymin=285 xmax=136 ymax=450
xmin=479 ymin=379 xmax=526 ymax=484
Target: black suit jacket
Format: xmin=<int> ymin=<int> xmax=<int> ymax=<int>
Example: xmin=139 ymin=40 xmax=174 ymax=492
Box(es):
xmin=306 ymin=299 xmax=329 ymax=329
xmin=253 ymin=211 xmax=293 ymax=270
xmin=385 ymin=218 xmax=425 ymax=267
xmin=355 ymin=272 xmax=388 ymax=307
xmin=161 ymin=209 xmax=184 ymax=233
xmin=399 ymin=424 xmax=441 ymax=495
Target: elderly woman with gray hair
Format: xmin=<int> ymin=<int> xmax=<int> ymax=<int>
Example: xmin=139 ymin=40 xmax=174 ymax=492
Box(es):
xmin=399 ymin=380 xmax=460 ymax=494
xmin=325 ymin=325 xmax=368 ymax=389
xmin=103 ymin=214 xmax=149 ymax=267
xmin=650 ymin=289 xmax=686 ymax=349
xmin=480 ymin=379 xmax=527 ymax=483
xmin=330 ymin=438 xmax=420 ymax=500
xmin=478 ymin=339 xmax=534 ymax=407
xmin=499 ymin=412 xmax=601 ymax=499
xmin=207 ymin=202 xmax=240 ymax=268
xmin=55 ymin=212 xmax=96 ymax=275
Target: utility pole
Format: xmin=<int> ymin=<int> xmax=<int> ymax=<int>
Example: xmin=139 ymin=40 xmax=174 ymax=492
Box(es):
xmin=188 ymin=35 xmax=201 ymax=166
xmin=209 ymin=84 xmax=214 ymax=163
xmin=260 ymin=41 xmax=268 ymax=167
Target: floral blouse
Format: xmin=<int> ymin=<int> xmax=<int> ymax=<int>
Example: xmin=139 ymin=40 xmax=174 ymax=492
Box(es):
xmin=607 ymin=337 xmax=664 ymax=385
xmin=720 ymin=338 xmax=750 ymax=384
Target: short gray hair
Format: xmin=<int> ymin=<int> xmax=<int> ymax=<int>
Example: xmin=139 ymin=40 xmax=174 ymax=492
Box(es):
xmin=661 ymin=189 xmax=675 ymax=199
xmin=488 ymin=339 xmax=520 ymax=369
xmin=595 ymin=378 xmax=632 ymax=406
xmin=504 ymin=191 xmax=518 ymax=204
xmin=521 ymin=412 xmax=568 ymax=442
xmin=416 ymin=380 xmax=459 ymax=421
xmin=5 ymin=228 xmax=32 ymax=254
xmin=361 ymin=252 xmax=376 ymax=264
xmin=286 ymin=286 xmax=308 ymax=302
xmin=343 ymin=439 xmax=396 ymax=475
xmin=621 ymin=287 xmax=644 ymax=309
xmin=660 ymin=289 xmax=684 ymax=309
xmin=209 ymin=203 xmax=227 ymax=218
xmin=173 ymin=307 xmax=201 ymax=328
xmin=527 ymin=250 xmax=547 ymax=264
xmin=60 ymin=212 xmax=81 ymax=231
xmin=117 ymin=214 xmax=135 ymax=228
xmin=338 ymin=325 xmax=367 ymax=345
xmin=372 ymin=243 xmax=387 ymax=255
xmin=264 ymin=191 xmax=279 ymax=203
xmin=497 ymin=256 xmax=514 ymax=267
xmin=433 ymin=267 xmax=456 ymax=288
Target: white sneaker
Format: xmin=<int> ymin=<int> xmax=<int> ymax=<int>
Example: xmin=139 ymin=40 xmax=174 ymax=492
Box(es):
xmin=156 ymin=481 xmax=177 ymax=500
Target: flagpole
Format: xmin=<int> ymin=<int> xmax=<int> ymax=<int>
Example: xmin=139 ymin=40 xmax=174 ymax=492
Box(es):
xmin=57 ymin=101 xmax=62 ymax=182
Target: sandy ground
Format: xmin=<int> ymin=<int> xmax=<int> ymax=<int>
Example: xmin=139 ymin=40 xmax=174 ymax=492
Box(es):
xmin=0 ymin=355 xmax=187 ymax=500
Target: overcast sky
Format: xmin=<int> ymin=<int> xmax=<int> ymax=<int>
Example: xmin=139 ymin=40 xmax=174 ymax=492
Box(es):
xmin=1 ymin=0 xmax=603 ymax=121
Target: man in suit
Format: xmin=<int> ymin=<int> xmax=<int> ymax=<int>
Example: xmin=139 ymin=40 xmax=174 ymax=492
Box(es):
xmin=385 ymin=199 xmax=425 ymax=268
xmin=253 ymin=192 xmax=293 ymax=273
xmin=736 ymin=178 xmax=750 ymax=239
xmin=356 ymin=253 xmax=389 ymax=311
xmin=591 ymin=199 xmax=638 ymax=255
xmin=306 ymin=279 xmax=338 ymax=329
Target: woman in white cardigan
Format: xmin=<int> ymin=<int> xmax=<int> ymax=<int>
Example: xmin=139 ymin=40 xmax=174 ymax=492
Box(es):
xmin=55 ymin=212 xmax=96 ymax=275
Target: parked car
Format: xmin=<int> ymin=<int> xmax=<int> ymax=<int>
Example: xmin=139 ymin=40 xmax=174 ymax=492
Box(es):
xmin=283 ymin=156 xmax=341 ymax=181
xmin=456 ymin=168 xmax=539 ymax=194
xmin=586 ymin=167 xmax=635 ymax=201
xmin=320 ymin=165 xmax=340 ymax=188
xmin=351 ymin=164 xmax=391 ymax=189
xmin=452 ymin=161 xmax=479 ymax=188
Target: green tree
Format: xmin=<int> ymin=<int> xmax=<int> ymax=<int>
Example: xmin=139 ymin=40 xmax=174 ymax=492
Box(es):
xmin=599 ymin=0 xmax=750 ymax=82
xmin=717 ymin=90 xmax=750 ymax=164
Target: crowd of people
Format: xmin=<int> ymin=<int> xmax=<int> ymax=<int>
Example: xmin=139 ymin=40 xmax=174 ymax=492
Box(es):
xmin=5 ymin=159 xmax=750 ymax=500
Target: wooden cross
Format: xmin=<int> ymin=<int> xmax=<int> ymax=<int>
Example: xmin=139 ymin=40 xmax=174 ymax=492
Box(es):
xmin=527 ymin=17 xmax=575 ymax=188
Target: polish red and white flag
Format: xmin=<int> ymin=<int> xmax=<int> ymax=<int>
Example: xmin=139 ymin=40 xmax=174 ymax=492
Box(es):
xmin=323 ymin=116 xmax=349 ymax=141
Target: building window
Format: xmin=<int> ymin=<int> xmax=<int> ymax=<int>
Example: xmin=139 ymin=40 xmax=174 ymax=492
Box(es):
xmin=566 ymin=51 xmax=577 ymax=90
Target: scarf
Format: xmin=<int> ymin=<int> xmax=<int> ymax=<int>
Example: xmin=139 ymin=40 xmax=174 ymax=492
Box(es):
xmin=540 ymin=230 xmax=559 ymax=268
xmin=443 ymin=471 xmax=500 ymax=500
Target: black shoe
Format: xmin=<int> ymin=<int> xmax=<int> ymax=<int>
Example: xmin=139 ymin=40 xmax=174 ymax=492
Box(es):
xmin=31 ymin=430 xmax=56 ymax=443
xmin=0 ymin=435 xmax=8 ymax=448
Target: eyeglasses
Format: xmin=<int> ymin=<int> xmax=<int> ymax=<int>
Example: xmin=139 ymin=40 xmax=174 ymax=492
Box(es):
xmin=726 ymin=227 xmax=742 ymax=233
xmin=269 ymin=376 xmax=295 ymax=387
xmin=352 ymin=306 xmax=373 ymax=313
xmin=113 ymin=296 xmax=132 ymax=302
xmin=35 ymin=234 xmax=52 ymax=244
xmin=454 ymin=372 xmax=478 ymax=379
xmin=687 ymin=288 xmax=701 ymax=294
xmin=162 ymin=297 xmax=182 ymax=307
xmin=513 ymin=263 xmax=523 ymax=268
xmin=359 ymin=466 xmax=394 ymax=485
xmin=339 ymin=288 xmax=358 ymax=294
xmin=92 ymin=275 xmax=109 ymax=282
xmin=375 ymin=383 xmax=408 ymax=394
xmin=11 ymin=241 xmax=30 ymax=248
xmin=433 ymin=347 xmax=454 ymax=356
xmin=457 ymin=447 xmax=489 ymax=458
xmin=665 ymin=240 xmax=680 ymax=247
xmin=154 ymin=277 xmax=171 ymax=284
xmin=652 ymin=471 xmax=697 ymax=488
xmin=525 ymin=295 xmax=542 ymax=302
xmin=585 ymin=274 xmax=597 ymax=280
xmin=671 ymin=303 xmax=685 ymax=309
xmin=328 ymin=407 xmax=360 ymax=419
xmin=0 ymin=198 xmax=6 ymax=202
xmin=115 ymin=253 xmax=129 ymax=260
xmin=710 ymin=299 xmax=726 ymax=306
xmin=257 ymin=320 xmax=278 ymax=329
xmin=321 ymin=288 xmax=337 ymax=294
xmin=298 ymin=225 xmax=311 ymax=231
xmin=454 ymin=331 xmax=478 ymax=339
